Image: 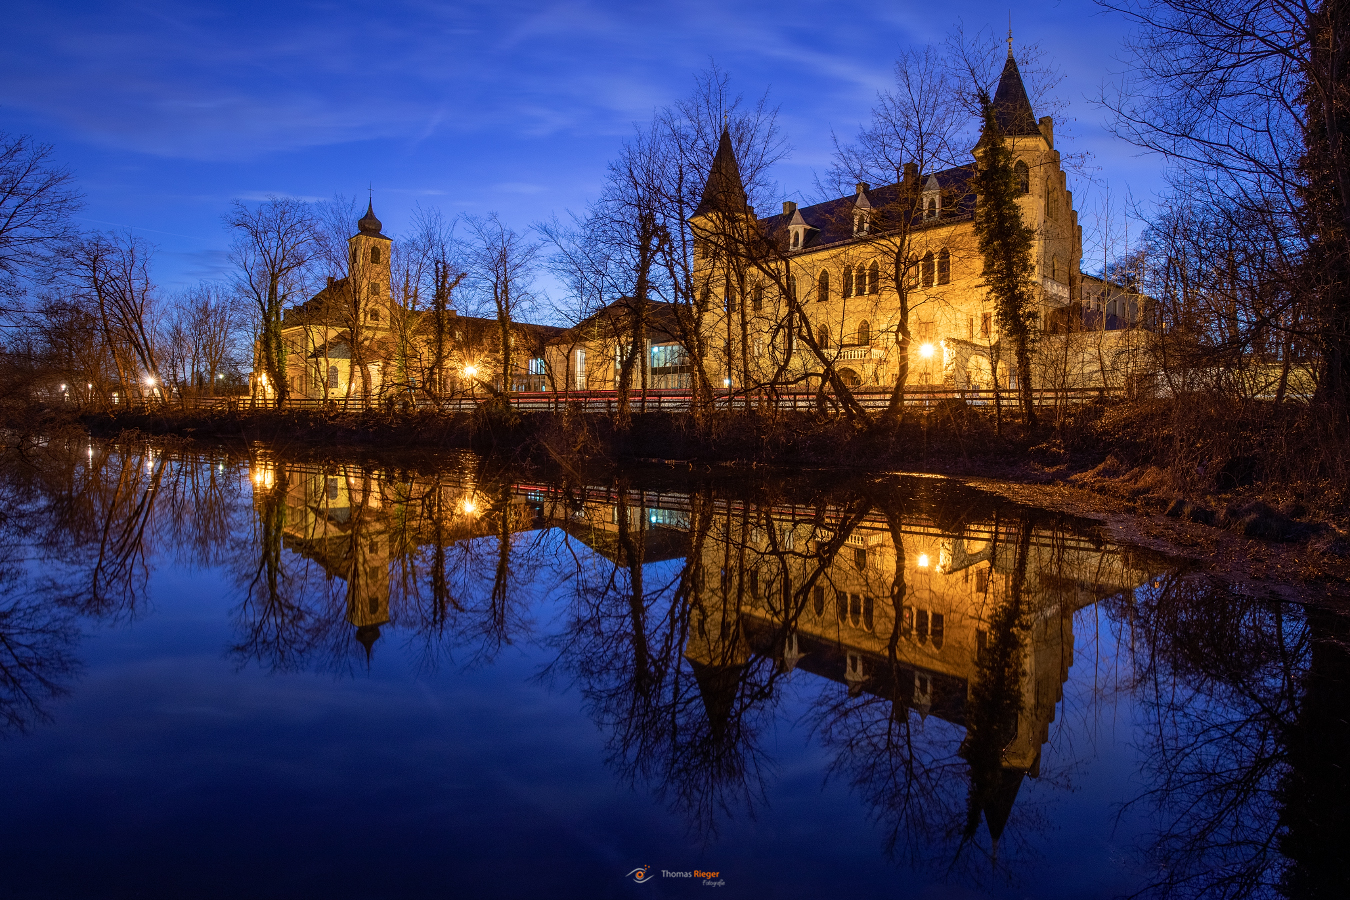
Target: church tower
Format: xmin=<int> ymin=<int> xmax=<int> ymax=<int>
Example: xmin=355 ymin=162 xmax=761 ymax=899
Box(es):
xmin=348 ymin=200 xmax=394 ymax=326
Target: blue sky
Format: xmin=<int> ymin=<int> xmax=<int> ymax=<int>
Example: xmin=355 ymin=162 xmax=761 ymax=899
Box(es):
xmin=2 ymin=0 xmax=1163 ymax=298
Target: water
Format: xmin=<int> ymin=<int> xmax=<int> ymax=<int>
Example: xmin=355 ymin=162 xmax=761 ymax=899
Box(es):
xmin=0 ymin=439 xmax=1345 ymax=899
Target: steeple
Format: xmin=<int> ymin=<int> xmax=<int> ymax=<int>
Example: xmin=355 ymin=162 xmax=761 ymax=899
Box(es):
xmin=990 ymin=52 xmax=1041 ymax=137
xmin=693 ymin=126 xmax=749 ymax=218
xmin=356 ymin=200 xmax=387 ymax=238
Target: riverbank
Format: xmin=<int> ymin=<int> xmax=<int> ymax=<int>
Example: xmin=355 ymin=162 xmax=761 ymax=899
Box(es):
xmin=10 ymin=395 xmax=1350 ymax=602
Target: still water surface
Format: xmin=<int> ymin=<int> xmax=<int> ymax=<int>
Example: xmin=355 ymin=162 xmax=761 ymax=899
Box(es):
xmin=0 ymin=441 xmax=1345 ymax=899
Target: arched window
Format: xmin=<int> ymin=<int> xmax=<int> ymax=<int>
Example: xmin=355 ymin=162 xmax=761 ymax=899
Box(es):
xmin=818 ymin=324 xmax=830 ymax=349
xmin=752 ymin=283 xmax=763 ymax=312
xmin=370 ymin=246 xmax=381 ymax=264
xmin=856 ymin=320 xmax=870 ymax=345
xmin=327 ymin=365 xmax=338 ymax=390
xmin=350 ymin=247 xmax=358 ymax=267
xmin=791 ymin=231 xmax=799 ymax=249
xmin=925 ymin=197 xmax=937 ymax=219
xmin=867 ymin=261 xmax=880 ymax=294
xmin=921 ymin=252 xmax=935 ymax=288
xmin=1014 ymin=160 xmax=1029 ymax=194
xmin=1052 ymin=256 xmax=1060 ymax=281
xmin=368 ymin=281 xmax=380 ymax=299
xmin=369 ymin=308 xmax=381 ymax=323
xmin=842 ymin=266 xmax=853 ymax=298
xmin=817 ymin=269 xmax=830 ymax=303
xmin=937 ymin=248 xmax=951 ymax=285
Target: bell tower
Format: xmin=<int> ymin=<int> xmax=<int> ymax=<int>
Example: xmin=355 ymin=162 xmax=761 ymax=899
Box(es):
xmin=348 ymin=200 xmax=394 ymax=322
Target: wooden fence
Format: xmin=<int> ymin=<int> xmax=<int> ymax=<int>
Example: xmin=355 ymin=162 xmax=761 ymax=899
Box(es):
xmin=131 ymin=386 xmax=1116 ymax=415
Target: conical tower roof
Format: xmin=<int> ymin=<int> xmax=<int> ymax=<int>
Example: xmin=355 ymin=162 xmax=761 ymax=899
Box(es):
xmin=990 ymin=53 xmax=1041 ymax=137
xmin=693 ymin=126 xmax=749 ymax=218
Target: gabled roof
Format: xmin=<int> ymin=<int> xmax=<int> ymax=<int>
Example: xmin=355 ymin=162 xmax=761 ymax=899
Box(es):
xmin=760 ymin=165 xmax=976 ymax=252
xmin=692 ymin=126 xmax=749 ymax=218
xmin=551 ymin=298 xmax=686 ymax=346
xmin=990 ymin=53 xmax=1041 ymax=137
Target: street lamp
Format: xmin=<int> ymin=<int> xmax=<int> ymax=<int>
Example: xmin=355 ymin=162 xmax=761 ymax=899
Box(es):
xmin=919 ymin=343 xmax=935 ymax=359
xmin=463 ymin=365 xmax=479 ymax=379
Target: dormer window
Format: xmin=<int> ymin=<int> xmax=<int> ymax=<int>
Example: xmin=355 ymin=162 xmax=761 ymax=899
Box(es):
xmin=921 ymin=174 xmax=941 ymax=220
xmin=852 ymin=183 xmax=872 ymax=236
xmin=791 ymin=230 xmax=800 ymax=250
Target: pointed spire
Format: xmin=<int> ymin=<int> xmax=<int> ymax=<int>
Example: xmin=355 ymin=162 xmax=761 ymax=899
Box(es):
xmin=990 ymin=52 xmax=1041 ymax=136
xmin=693 ymin=126 xmax=749 ymax=218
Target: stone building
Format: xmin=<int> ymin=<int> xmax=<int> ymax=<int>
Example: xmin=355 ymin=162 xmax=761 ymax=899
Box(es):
xmin=670 ymin=48 xmax=1082 ymax=400
xmin=263 ymin=201 xmax=561 ymax=404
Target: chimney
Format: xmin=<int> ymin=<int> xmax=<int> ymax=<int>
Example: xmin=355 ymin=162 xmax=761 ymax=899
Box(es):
xmin=782 ymin=201 xmax=797 ymax=216
xmin=1039 ymin=116 xmax=1054 ymax=148
xmin=855 ymin=182 xmax=870 ymax=196
xmin=902 ymin=163 xmax=918 ymax=189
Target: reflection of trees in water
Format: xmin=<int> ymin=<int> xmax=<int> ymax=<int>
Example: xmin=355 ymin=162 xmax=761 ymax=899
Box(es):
xmin=7 ymin=438 xmax=1343 ymax=898
xmin=1124 ymin=575 xmax=1350 ymax=900
xmin=0 ymin=544 xmax=81 ymax=733
xmin=229 ymin=454 xmax=546 ymax=674
xmin=808 ymin=500 xmax=1058 ymax=885
xmin=0 ymin=439 xmax=248 ymax=731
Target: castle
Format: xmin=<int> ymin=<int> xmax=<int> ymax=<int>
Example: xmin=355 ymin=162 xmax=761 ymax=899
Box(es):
xmin=261 ymin=50 xmax=1143 ymax=406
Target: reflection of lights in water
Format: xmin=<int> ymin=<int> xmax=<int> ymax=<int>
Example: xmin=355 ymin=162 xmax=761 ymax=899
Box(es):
xmin=919 ymin=343 xmax=935 ymax=359
xmin=251 ymin=467 xmax=274 ymax=490
xmin=917 ymin=553 xmax=929 ymax=567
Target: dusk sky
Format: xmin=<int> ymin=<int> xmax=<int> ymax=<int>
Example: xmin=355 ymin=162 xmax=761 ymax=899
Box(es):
xmin=3 ymin=0 xmax=1164 ymax=300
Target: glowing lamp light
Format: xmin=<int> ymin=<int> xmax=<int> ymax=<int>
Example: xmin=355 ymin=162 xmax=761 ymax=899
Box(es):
xmin=460 ymin=497 xmax=478 ymax=515
xmin=463 ymin=365 xmax=479 ymax=379
xmin=60 ymin=383 xmax=68 ymax=391
xmin=251 ymin=467 xmax=275 ymax=490
xmin=144 ymin=375 xmax=156 ymax=386
xmin=723 ymin=378 xmax=731 ymax=387
xmin=86 ymin=383 xmax=93 ymax=390
xmin=917 ymin=553 xmax=930 ymax=568
xmin=919 ymin=343 xmax=936 ymax=359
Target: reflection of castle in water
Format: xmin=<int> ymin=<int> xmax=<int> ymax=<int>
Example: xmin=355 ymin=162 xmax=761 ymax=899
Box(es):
xmin=252 ymin=457 xmax=1155 ymax=838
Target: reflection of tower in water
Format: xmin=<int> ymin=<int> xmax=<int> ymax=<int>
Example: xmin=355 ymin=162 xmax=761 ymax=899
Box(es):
xmin=346 ymin=527 xmax=391 ymax=660
xmin=679 ymin=496 xmax=1155 ymax=848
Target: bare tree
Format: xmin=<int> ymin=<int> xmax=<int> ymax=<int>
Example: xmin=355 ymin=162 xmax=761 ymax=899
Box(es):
xmin=66 ymin=231 xmax=162 ymax=400
xmin=465 ymin=214 xmax=540 ymax=402
xmin=0 ymin=133 xmax=82 ymax=311
xmin=825 ymin=46 xmax=975 ymax=419
xmin=1097 ymin=0 xmax=1350 ymax=412
xmin=226 ymin=197 xmax=317 ymax=407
